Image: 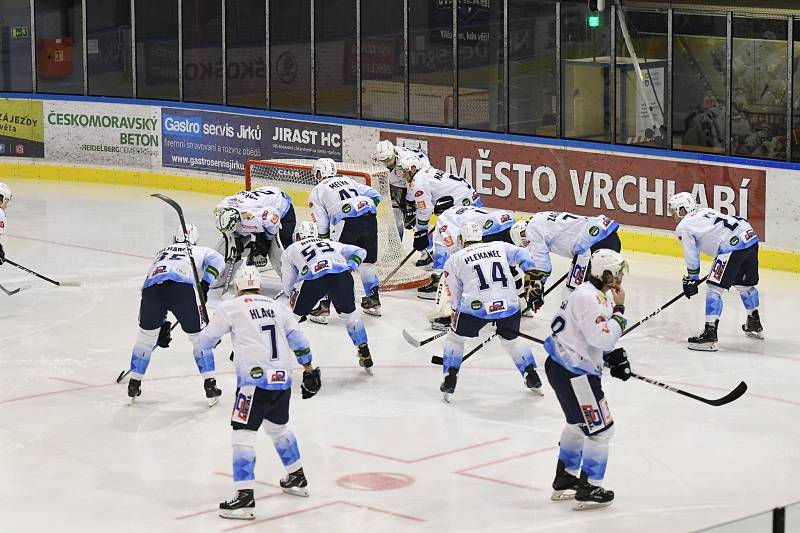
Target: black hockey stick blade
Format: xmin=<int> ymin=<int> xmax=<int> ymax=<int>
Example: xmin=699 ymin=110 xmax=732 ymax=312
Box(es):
xmin=402 ymin=328 xmax=446 ymax=348
xmin=116 ymin=369 xmax=130 ymax=383
xmin=380 ymin=250 xmax=416 ymax=290
xmin=5 ymin=258 xmax=80 ymax=286
xmin=0 ymin=283 xmax=21 ymax=296
xmin=631 ymin=372 xmax=747 ymax=406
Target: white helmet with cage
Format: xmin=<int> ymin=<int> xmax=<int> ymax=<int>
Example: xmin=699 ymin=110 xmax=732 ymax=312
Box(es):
xmin=294 ymin=221 xmax=318 ymax=241
xmin=216 ymin=207 xmax=241 ymax=232
xmin=174 ymin=224 xmax=199 ymax=245
xmin=372 ymin=140 xmax=396 ymax=165
xmin=668 ymin=192 xmax=698 ymax=219
xmin=510 ymin=220 xmax=529 ymax=248
xmin=234 ymin=265 xmax=262 ymax=292
xmin=312 ymin=158 xmax=338 ymax=181
xmin=396 ymin=152 xmax=428 ymax=176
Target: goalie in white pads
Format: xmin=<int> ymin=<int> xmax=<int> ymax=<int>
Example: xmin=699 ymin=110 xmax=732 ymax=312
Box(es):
xmin=543 ymin=249 xmax=631 ymax=510
xmin=397 ymin=151 xmax=482 ymax=270
xmin=216 ymin=185 xmax=296 ymax=247
xmin=668 ymin=192 xmax=763 ymax=351
xmin=281 ymin=221 xmax=375 ymax=373
xmin=215 ymin=205 xmax=284 ymax=275
xmin=308 ymin=158 xmax=383 ymax=317
xmin=127 ymin=224 xmax=225 ymax=405
xmin=510 ymin=211 xmax=620 ymax=306
xmin=0 ymin=183 xmax=11 ymax=265
xmin=195 ymin=266 xmax=321 ymax=520
xmin=371 ymin=139 xmax=430 ymax=240
xmin=438 ymin=222 xmax=543 ymax=402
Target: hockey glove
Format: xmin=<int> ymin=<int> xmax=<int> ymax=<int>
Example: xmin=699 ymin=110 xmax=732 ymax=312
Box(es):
xmin=403 ymin=201 xmax=417 ymax=230
xmin=156 ymin=320 xmax=172 ymax=348
xmin=0 ymin=242 xmax=4 ymax=265
xmin=413 ymin=229 xmax=429 ymax=252
xmin=682 ymin=276 xmax=699 ymax=298
xmin=604 ymin=348 xmax=631 ymax=381
xmin=200 ymin=280 xmax=210 ymax=301
xmin=527 ymin=279 xmax=545 ymax=312
xmin=301 ymin=367 xmax=322 ymax=399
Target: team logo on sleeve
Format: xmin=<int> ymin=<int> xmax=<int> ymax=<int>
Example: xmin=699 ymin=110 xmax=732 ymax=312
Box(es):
xmin=470 ymin=300 xmax=482 ymax=311
xmin=301 ymin=265 xmax=310 ymax=275
xmin=415 ymin=190 xmax=424 ymax=197
xmin=500 ymin=214 xmax=512 ymax=223
xmin=589 ymin=226 xmax=600 ymax=236
xmin=250 ymin=367 xmax=264 ymax=379
xmin=356 ymin=200 xmax=368 ymax=210
xmin=483 ymin=220 xmax=493 ymax=230
xmin=439 ymin=224 xmax=448 ymax=233
xmin=342 ymin=204 xmax=352 ymax=213
xmin=462 ymin=199 xmax=471 ymax=205
xmin=729 ymin=236 xmax=739 ymax=246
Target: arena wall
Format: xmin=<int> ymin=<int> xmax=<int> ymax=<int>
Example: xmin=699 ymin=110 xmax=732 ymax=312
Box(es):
xmin=1 ymin=93 xmax=798 ymax=272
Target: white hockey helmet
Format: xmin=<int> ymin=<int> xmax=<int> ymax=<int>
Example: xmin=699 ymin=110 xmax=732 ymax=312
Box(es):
xmin=668 ymin=192 xmax=697 ymax=219
xmin=0 ymin=183 xmax=11 ymax=208
xmin=458 ymin=221 xmax=483 ymax=248
xmin=372 ymin=140 xmax=396 ymax=165
xmin=234 ymin=265 xmax=262 ymax=293
xmin=589 ymin=249 xmax=628 ymax=282
xmin=510 ymin=220 xmax=529 ymax=247
xmin=396 ymin=152 xmax=428 ymax=176
xmin=216 ymin=207 xmax=241 ymax=232
xmin=174 ymin=224 xmax=199 ymax=245
xmin=294 ymin=220 xmax=318 ymax=241
xmin=312 ymin=158 xmax=338 ymax=181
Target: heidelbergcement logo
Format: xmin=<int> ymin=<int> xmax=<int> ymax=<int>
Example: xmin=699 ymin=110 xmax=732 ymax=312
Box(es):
xmin=162 ymin=114 xmax=203 ymax=138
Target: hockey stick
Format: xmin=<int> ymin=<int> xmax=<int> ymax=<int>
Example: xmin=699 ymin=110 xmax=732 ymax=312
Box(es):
xmin=430 ymin=272 xmax=568 ymax=365
xmin=0 ymin=283 xmax=21 ymax=296
xmin=115 ymin=322 xmax=180 ymax=383
xmin=631 ymin=372 xmax=747 ymax=406
xmin=379 ymin=250 xmax=416 ymax=289
xmin=402 ymin=328 xmax=447 ymax=348
xmin=4 ymin=258 xmax=81 ymax=286
xmin=622 ymin=275 xmax=709 ymax=337
xmin=151 ymin=194 xmax=209 ymax=323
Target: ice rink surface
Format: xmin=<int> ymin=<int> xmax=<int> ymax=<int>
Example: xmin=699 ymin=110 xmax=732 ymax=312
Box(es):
xmin=1 ymin=179 xmax=798 ymax=533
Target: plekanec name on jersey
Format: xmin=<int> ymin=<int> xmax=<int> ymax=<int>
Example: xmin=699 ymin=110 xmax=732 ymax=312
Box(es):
xmin=464 ymin=249 xmax=502 ymax=265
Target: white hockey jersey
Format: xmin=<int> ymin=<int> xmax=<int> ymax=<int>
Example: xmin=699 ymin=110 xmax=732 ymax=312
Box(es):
xmin=217 ymin=186 xmax=292 ymax=217
xmin=543 ymin=281 xmax=626 ymax=376
xmin=236 ymin=206 xmax=283 ymax=239
xmin=385 ymin=146 xmax=431 ymax=188
xmin=525 ymin=211 xmax=619 ymax=274
xmin=0 ymin=207 xmax=6 ymax=236
xmin=142 ymin=243 xmax=225 ymax=289
xmin=308 ymin=176 xmax=381 ymax=234
xmin=196 ymin=294 xmax=312 ymax=390
xmin=444 ymin=241 xmax=535 ymax=319
xmin=408 ymin=167 xmax=482 ymax=229
xmin=675 ymin=208 xmax=758 ymax=274
xmin=281 ymin=237 xmax=367 ymax=295
xmin=435 ymin=206 xmax=515 ymax=253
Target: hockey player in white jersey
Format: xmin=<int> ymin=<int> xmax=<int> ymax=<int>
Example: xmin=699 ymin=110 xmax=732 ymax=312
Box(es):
xmin=438 ymin=222 xmax=543 ymax=401
xmin=281 ymin=221 xmax=375 ymax=373
xmin=668 ymin=192 xmax=763 ymax=351
xmin=510 ymin=211 xmax=620 ymax=306
xmin=543 ymin=249 xmax=631 ymax=510
xmin=195 ymin=266 xmax=321 ymax=520
xmin=215 ymin=205 xmax=284 ymax=275
xmin=308 ymin=158 xmax=383 ymax=317
xmin=371 ymin=139 xmax=430 ymax=240
xmin=127 ymin=224 xmax=226 ymax=405
xmin=217 ymin=185 xmax=296 ymax=248
xmin=397 ymin=151 xmax=482 ymax=282
xmin=0 ymin=183 xmax=11 ymax=265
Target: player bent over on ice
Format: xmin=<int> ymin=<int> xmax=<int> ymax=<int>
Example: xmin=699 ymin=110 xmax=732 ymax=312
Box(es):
xmin=127 ymin=224 xmax=225 ymax=405
xmin=543 ymin=249 xmax=631 ymax=510
xmin=668 ymin=192 xmax=763 ymax=351
xmin=196 ymin=266 xmax=321 ymax=520
xmin=281 ymin=221 xmax=375 ymax=373
xmin=438 ymin=222 xmax=544 ymax=402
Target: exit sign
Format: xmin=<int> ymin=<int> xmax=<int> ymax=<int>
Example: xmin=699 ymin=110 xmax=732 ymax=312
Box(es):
xmin=11 ymin=26 xmax=30 ymax=38
xmin=588 ymin=15 xmax=601 ymax=28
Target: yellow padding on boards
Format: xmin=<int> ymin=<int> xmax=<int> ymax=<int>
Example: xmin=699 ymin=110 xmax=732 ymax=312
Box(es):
xmin=2 ymin=161 xmax=798 ymax=273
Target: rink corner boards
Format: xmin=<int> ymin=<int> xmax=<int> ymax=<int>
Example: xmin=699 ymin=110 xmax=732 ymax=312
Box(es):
xmin=1 ymin=160 xmax=798 ymax=274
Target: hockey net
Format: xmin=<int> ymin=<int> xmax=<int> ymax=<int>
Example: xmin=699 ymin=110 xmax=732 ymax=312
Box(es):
xmin=245 ymin=159 xmax=429 ymax=291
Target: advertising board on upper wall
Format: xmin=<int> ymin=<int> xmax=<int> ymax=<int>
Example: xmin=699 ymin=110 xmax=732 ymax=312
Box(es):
xmin=0 ymin=99 xmax=44 ymax=158
xmin=162 ymin=108 xmax=342 ymax=176
xmin=381 ymin=131 xmax=767 ymax=238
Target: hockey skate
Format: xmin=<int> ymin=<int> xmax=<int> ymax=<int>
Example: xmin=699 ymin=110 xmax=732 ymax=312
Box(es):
xmin=551 ymin=460 xmax=581 ymax=501
xmin=280 ymin=468 xmax=310 ymax=497
xmin=430 ymin=316 xmax=451 ymax=331
xmin=127 ymin=378 xmax=141 ymax=405
xmin=688 ymin=320 xmax=718 ymax=351
xmin=204 ymin=377 xmax=222 ymax=407
xmin=219 ymin=489 xmax=255 ymax=520
xmin=742 ymin=310 xmax=764 ymax=339
xmin=361 ymin=288 xmax=382 ymax=316
xmin=415 ymin=250 xmax=433 ymax=269
xmin=440 ymin=368 xmax=458 ymax=403
xmin=574 ymin=474 xmax=614 ymax=510
xmin=357 ymin=343 xmax=374 ymax=375
xmin=309 ymin=299 xmax=330 ymax=324
xmin=417 ymin=274 xmax=440 ymax=300
xmin=523 ymin=365 xmax=544 ymax=396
